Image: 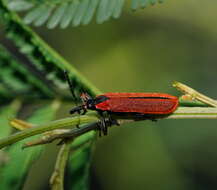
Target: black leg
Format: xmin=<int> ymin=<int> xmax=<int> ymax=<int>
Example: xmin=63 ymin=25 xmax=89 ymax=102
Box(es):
xmin=108 ymin=114 xmax=120 ymax=126
xmin=81 ymin=109 xmax=87 ymax=115
xmin=102 ymin=118 xmax=108 ymax=135
xmin=64 ymin=70 xmax=77 ymax=101
xmin=97 ymin=111 xmax=107 ymax=135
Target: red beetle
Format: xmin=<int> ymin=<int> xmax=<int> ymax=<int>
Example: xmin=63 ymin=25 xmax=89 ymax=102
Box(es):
xmin=64 ymin=72 xmax=179 ymax=135
xmin=70 ymin=92 xmax=178 ymax=117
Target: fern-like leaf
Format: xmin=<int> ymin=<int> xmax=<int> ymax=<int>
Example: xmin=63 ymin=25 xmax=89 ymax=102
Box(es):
xmin=7 ymin=0 xmax=33 ymax=11
xmin=0 ymin=102 xmax=60 ymax=189
xmin=6 ymin=0 xmax=164 ymax=28
xmin=0 ymin=0 xmax=101 ymax=98
xmin=0 ymin=44 xmax=54 ymax=99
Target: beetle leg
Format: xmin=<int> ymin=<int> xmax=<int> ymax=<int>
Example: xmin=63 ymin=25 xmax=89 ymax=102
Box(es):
xmin=81 ymin=108 xmax=87 ymax=115
xmin=103 ymin=118 xmax=108 ymax=135
xmin=70 ymin=106 xmax=82 ymax=115
xmin=97 ymin=121 xmax=103 ymax=137
xmin=101 ymin=117 xmax=107 ymax=135
xmin=96 ymin=117 xmax=107 ymax=136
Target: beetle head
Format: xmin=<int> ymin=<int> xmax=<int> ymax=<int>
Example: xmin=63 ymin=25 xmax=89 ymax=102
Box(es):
xmin=80 ymin=93 xmax=96 ymax=110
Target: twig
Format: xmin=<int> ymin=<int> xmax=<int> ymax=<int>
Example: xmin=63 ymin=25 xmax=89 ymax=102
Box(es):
xmin=19 ymin=107 xmax=217 ymax=149
xmin=50 ymin=141 xmax=71 ymax=190
xmin=167 ymin=107 xmax=217 ymax=119
xmin=173 ymin=81 xmax=217 ymax=107
xmin=0 ymin=115 xmax=99 ymax=149
xmin=23 ymin=123 xmax=99 ymax=148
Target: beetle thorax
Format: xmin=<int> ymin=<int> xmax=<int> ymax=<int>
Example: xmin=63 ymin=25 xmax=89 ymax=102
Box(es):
xmin=86 ymin=99 xmax=96 ymax=110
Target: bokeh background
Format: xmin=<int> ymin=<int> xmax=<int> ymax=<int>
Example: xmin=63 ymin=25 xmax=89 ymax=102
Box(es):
xmin=1 ymin=0 xmax=217 ymax=189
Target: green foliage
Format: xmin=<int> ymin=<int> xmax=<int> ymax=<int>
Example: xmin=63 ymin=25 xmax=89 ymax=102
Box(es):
xmin=6 ymin=0 xmax=164 ymax=28
xmin=0 ymin=45 xmax=54 ymax=98
xmin=0 ymin=102 xmax=59 ymax=189
xmin=0 ymin=100 xmax=21 ymax=139
xmin=0 ymin=0 xmax=100 ymax=99
xmin=67 ymin=131 xmax=96 ymax=189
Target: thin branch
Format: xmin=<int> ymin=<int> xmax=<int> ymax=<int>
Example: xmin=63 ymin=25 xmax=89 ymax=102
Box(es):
xmin=22 ymin=123 xmax=99 ymax=148
xmin=0 ymin=115 xmax=99 ymax=149
xmin=16 ymin=107 xmax=217 ymax=149
xmin=50 ymin=141 xmax=71 ymax=190
xmin=167 ymin=107 xmax=217 ymax=119
xmin=173 ymin=81 xmax=217 ymax=107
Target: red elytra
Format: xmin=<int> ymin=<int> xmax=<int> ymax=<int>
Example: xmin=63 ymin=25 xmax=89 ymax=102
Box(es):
xmin=94 ymin=93 xmax=179 ymax=115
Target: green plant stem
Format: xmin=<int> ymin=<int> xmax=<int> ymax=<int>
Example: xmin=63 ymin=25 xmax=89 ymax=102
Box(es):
xmin=167 ymin=107 xmax=217 ymax=119
xmin=178 ymin=100 xmax=213 ymax=107
xmin=2 ymin=107 xmax=217 ymax=150
xmin=0 ymin=115 xmax=99 ymax=149
xmin=25 ymin=107 xmax=217 ymax=148
xmin=22 ymin=122 xmax=99 ymax=148
xmin=50 ymin=142 xmax=71 ymax=190
xmin=173 ymin=81 xmax=217 ymax=107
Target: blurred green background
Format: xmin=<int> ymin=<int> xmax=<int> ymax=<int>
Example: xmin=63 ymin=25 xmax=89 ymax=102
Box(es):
xmin=1 ymin=0 xmax=217 ymax=189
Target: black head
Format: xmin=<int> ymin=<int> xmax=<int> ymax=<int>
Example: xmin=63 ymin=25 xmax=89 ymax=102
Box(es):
xmin=80 ymin=93 xmax=96 ymax=110
xmin=69 ymin=93 xmax=96 ymax=115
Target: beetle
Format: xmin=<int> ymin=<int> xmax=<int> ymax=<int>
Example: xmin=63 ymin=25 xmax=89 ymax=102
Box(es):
xmin=70 ymin=92 xmax=178 ymax=117
xmin=64 ymin=72 xmax=179 ymax=135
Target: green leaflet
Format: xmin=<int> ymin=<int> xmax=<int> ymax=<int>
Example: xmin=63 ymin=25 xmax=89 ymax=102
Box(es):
xmin=112 ymin=0 xmax=125 ymax=19
xmin=60 ymin=1 xmax=79 ymax=29
xmin=81 ymin=0 xmax=98 ymax=25
xmin=23 ymin=4 xmax=48 ymax=24
xmin=0 ymin=101 xmax=60 ymax=190
xmin=131 ymin=0 xmax=140 ymax=10
xmin=66 ymin=131 xmax=96 ymax=190
xmin=0 ymin=99 xmax=21 ymax=139
xmin=7 ymin=0 xmax=33 ymax=11
xmin=96 ymin=0 xmax=109 ymax=24
xmin=47 ymin=3 xmax=68 ymax=29
xmin=104 ymin=0 xmax=117 ymax=21
xmin=0 ymin=100 xmax=21 ymax=177
xmin=0 ymin=66 xmax=30 ymax=92
xmin=34 ymin=5 xmax=54 ymax=27
xmin=72 ymin=0 xmax=89 ymax=27
xmin=0 ymin=44 xmax=54 ymax=98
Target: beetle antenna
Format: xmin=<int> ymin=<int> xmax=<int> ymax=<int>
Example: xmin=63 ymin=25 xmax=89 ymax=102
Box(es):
xmin=64 ymin=70 xmax=77 ymax=102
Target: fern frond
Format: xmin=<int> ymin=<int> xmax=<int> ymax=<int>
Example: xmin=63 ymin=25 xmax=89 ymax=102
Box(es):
xmin=0 ymin=0 xmax=101 ymax=98
xmin=0 ymin=44 xmax=54 ymax=99
xmin=6 ymin=0 xmax=164 ymax=28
